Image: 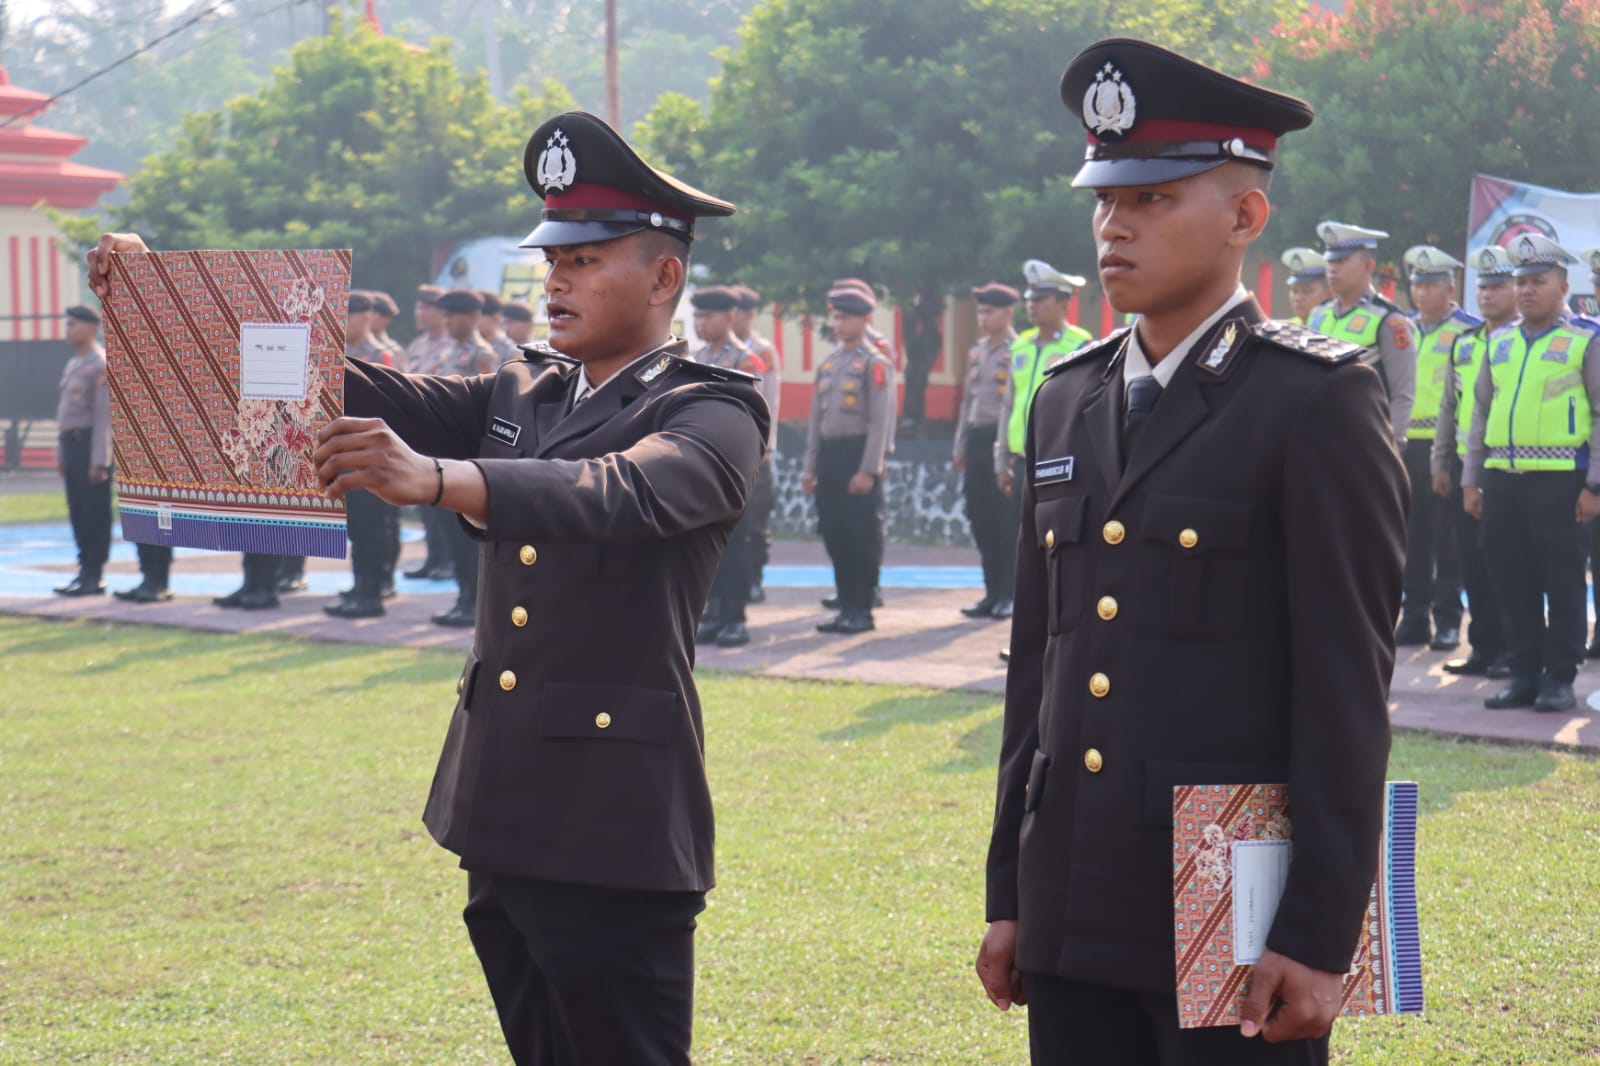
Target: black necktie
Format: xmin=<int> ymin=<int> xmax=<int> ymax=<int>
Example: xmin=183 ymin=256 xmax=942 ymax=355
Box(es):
xmin=1123 ymin=375 xmax=1161 ymax=460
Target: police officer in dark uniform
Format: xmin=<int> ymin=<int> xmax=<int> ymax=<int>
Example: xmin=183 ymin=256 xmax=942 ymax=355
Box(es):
xmin=431 ymin=289 xmax=499 ymax=627
xmin=955 ymin=282 xmax=1021 ymax=619
xmin=90 ymin=112 xmax=766 ymax=1066
xmin=55 ymin=304 xmax=112 ymax=596
xmin=976 ymin=39 xmax=1406 ymax=1065
xmin=731 ymin=284 xmax=780 ymax=602
xmin=802 ymin=280 xmax=898 ymax=634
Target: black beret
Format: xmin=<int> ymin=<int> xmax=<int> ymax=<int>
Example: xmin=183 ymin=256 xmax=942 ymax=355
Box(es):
xmin=369 ymin=291 xmax=399 ymax=316
xmin=732 ymin=285 xmax=762 ymax=311
xmin=476 ymin=289 xmax=504 ymax=315
xmin=65 ymin=304 xmax=101 ymax=325
xmin=521 ymin=111 xmax=735 ymax=248
xmin=501 ymin=300 xmax=534 ymax=323
xmin=347 ymin=291 xmax=374 ymax=313
xmin=415 ymin=284 xmax=444 ymax=306
xmin=690 ymin=286 xmax=739 ymax=312
xmin=971 ymin=283 xmax=1020 ymax=308
xmin=436 ymin=289 xmax=484 ymax=313
xmin=827 ymin=287 xmax=875 ymax=316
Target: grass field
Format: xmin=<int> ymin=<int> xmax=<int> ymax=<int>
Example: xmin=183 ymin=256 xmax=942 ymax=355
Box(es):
xmin=0 ymin=490 xmax=70 ymax=525
xmin=2 ymin=616 xmax=1598 ymax=1064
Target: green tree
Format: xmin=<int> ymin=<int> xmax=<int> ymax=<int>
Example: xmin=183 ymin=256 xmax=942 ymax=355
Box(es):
xmin=79 ymin=19 xmax=572 ymax=333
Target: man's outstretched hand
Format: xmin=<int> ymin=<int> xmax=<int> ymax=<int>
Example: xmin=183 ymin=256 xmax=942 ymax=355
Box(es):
xmin=86 ymin=233 xmax=151 ymax=299
xmin=1239 ymin=948 xmax=1344 ymax=1042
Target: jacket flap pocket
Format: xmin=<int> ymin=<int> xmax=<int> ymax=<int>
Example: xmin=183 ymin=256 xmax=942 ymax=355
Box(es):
xmin=1033 ymin=494 xmax=1088 ymax=551
xmin=539 ymin=682 xmax=679 ymax=745
xmin=1141 ymin=494 xmax=1252 ymax=553
xmin=457 ymin=656 xmax=480 ymax=708
xmin=1140 ymin=761 xmax=1289 ymax=827
xmin=1024 ymin=749 xmax=1051 ymax=813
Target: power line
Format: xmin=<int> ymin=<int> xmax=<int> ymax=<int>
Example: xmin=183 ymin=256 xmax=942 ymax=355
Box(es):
xmin=0 ymin=1 xmax=231 ymax=130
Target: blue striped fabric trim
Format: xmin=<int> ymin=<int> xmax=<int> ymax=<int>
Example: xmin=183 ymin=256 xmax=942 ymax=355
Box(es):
xmin=1385 ymin=781 xmax=1424 ymax=1014
xmin=120 ymin=509 xmax=348 ymax=560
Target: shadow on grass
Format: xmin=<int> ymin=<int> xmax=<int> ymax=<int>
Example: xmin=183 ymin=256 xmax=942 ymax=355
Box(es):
xmin=928 ymin=710 xmax=1005 ymax=775
xmin=818 ymin=690 xmax=995 ymax=744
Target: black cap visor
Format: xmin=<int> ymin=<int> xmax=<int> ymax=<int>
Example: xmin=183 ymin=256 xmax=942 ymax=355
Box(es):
xmin=1070 ymin=155 xmax=1232 ymax=189
xmin=520 ymin=217 xmax=655 ymax=249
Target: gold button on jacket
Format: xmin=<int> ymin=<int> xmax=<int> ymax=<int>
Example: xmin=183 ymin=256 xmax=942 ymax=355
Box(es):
xmin=1045 ymin=529 xmax=1056 ymax=549
xmin=1097 ymin=596 xmax=1118 ymax=621
xmin=1089 ymin=672 xmax=1111 ymax=698
xmin=1179 ymin=528 xmax=1199 ymax=549
xmin=498 ymin=670 xmax=517 ymax=691
xmin=1103 ymin=520 xmax=1125 ymax=545
xmin=510 ymin=606 xmax=529 ymax=627
xmin=1083 ymin=748 xmax=1103 ymax=773
xmin=518 ymin=545 xmax=538 ymax=566
xmin=595 ymin=712 xmax=613 ymax=729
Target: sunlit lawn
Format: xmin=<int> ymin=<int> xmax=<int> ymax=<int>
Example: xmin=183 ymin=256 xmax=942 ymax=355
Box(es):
xmin=1 ymin=617 xmax=1597 ymax=1064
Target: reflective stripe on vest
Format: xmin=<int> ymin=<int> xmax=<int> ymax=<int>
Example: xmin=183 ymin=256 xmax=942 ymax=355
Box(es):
xmin=1006 ymin=324 xmax=1093 ymax=456
xmin=1409 ymin=316 xmax=1467 ymax=440
xmin=1482 ymin=322 xmax=1595 ymax=471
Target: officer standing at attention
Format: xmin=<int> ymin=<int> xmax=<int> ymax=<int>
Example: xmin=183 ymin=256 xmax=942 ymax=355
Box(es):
xmin=1395 ymin=245 xmax=1478 ymax=649
xmin=689 ymin=285 xmax=766 ymax=647
xmin=368 ymin=290 xmax=404 ymax=367
xmin=954 ymin=282 xmax=1021 ymax=620
xmin=501 ymin=299 xmax=537 ymax=349
xmin=430 ymin=288 xmax=499 ymax=627
xmin=405 ymin=284 xmax=451 ymax=374
xmin=802 ymin=279 xmax=897 ymax=634
xmin=1463 ymin=235 xmax=1600 ymax=713
xmin=730 ymin=285 xmax=780 ymax=602
xmin=1280 ymin=247 xmax=1330 ymax=324
xmin=1308 ymin=221 xmax=1418 ymax=446
xmin=88 ymin=110 xmax=765 ymax=1066
xmin=54 ymin=304 xmax=112 ymax=596
xmin=477 ymin=289 xmax=522 ymax=367
xmin=976 ymin=39 xmax=1406 ymax=1064
xmin=1576 ymin=248 xmax=1600 ymax=656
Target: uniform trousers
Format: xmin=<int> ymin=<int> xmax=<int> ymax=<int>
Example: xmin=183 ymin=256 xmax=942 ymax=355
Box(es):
xmin=59 ymin=428 xmax=111 ymax=580
xmin=814 ymin=435 xmax=883 ymax=613
xmin=241 ymin=552 xmax=280 ymax=592
xmin=748 ymin=459 xmax=776 ymax=585
xmin=1447 ymin=457 xmax=1503 ymax=659
xmin=1588 ymin=515 xmax=1600 ymax=640
xmin=449 ymin=515 xmax=480 ymax=609
xmin=1022 ymin=973 xmax=1328 ymax=1066
xmin=1480 ymin=469 xmax=1588 ymax=684
xmin=962 ymin=424 xmax=1013 ymax=601
xmin=464 ymin=872 xmax=703 ymax=1066
xmin=420 ymin=505 xmax=456 ymax=571
xmin=1400 ymin=439 xmax=1462 ymax=628
xmin=135 ymin=543 xmax=173 ymax=588
xmin=345 ymin=489 xmax=397 ymax=596
xmin=707 ymin=465 xmax=769 ymax=622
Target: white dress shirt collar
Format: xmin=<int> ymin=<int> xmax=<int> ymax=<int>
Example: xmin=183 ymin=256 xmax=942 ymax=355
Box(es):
xmin=1122 ymin=285 xmax=1250 ymax=391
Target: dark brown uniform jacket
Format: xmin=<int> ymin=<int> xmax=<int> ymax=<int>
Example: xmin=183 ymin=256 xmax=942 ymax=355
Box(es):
xmin=985 ymin=300 xmax=1407 ymax=991
xmin=346 ymin=340 xmax=769 ymax=893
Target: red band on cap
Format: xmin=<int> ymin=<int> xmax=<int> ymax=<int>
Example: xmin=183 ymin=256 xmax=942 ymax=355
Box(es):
xmin=544 ymin=183 xmax=689 ymax=221
xmin=1088 ymin=117 xmax=1278 ymax=151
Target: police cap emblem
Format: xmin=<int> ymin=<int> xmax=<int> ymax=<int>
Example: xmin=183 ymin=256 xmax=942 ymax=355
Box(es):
xmin=536 ymin=128 xmax=577 ymax=193
xmin=1518 ymin=235 xmax=1537 ymax=259
xmin=1416 ymin=249 xmax=1432 ymax=271
xmin=1289 ymin=252 xmax=1305 ymax=272
xmin=1083 ymin=62 xmax=1136 ymax=138
xmin=1479 ymin=249 xmax=1498 ymax=270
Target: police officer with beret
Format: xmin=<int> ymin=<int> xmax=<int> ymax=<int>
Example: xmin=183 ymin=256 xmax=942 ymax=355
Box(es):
xmin=955 ymin=282 xmax=1021 ymax=619
xmin=690 ymin=285 xmax=767 ymax=647
xmin=1395 ymin=245 xmax=1478 ymax=649
xmin=54 ymin=304 xmax=112 ymax=596
xmin=802 ymin=280 xmax=898 ymax=634
xmin=501 ymin=299 xmax=537 ymax=349
xmin=977 ymin=38 xmax=1406 ymax=1064
xmin=1463 ymin=235 xmax=1600 ymax=713
xmin=1280 ymin=247 xmax=1330 ymax=324
xmin=477 ymin=289 xmax=522 ymax=367
xmin=405 ymin=284 xmax=451 ymax=376
xmin=730 ymin=284 xmax=780 ymax=602
xmin=368 ymin=290 xmax=405 ymax=367
xmin=1432 ymin=246 xmax=1518 ymax=677
xmin=87 ymin=110 xmax=766 ymax=1066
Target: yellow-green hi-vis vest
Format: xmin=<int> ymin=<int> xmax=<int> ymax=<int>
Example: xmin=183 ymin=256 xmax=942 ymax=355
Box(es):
xmin=1006 ymin=323 xmax=1093 ymax=456
xmin=1482 ymin=320 xmax=1597 ymax=471
xmin=1409 ymin=307 xmax=1483 ymax=440
xmin=1450 ymin=327 xmax=1489 ymax=458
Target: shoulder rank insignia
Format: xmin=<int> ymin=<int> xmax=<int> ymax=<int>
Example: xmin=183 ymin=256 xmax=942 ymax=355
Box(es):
xmin=1043 ymin=327 xmax=1130 ymax=377
xmin=519 ymin=342 xmax=576 ymax=366
xmin=643 ymin=353 xmax=757 ymax=387
xmin=1254 ymin=319 xmax=1363 ymax=364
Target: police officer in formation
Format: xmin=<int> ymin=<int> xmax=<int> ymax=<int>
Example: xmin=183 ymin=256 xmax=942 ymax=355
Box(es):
xmin=730 ymin=285 xmax=780 ymax=602
xmin=501 ymin=299 xmax=536 ymax=350
xmin=1280 ymin=246 xmax=1330 ymax=324
xmin=954 ymin=282 xmax=1021 ymax=620
xmin=476 ymin=289 xmax=523 ymax=366
xmin=1463 ymin=235 xmax=1600 ymax=713
xmin=1308 ymin=222 xmax=1418 ymax=447
xmin=1579 ymin=248 xmax=1600 ymax=657
xmin=690 ymin=285 xmax=768 ymax=647
xmin=54 ymin=305 xmax=113 ymax=597
xmin=431 ymin=288 xmax=499 ymax=627
xmin=1431 ymin=245 xmax=1518 ymax=677
xmin=368 ymin=290 xmax=405 ymax=366
xmin=404 ymin=284 xmax=460 ymax=583
xmin=802 ymin=279 xmax=897 ymax=634
xmin=1395 ymin=245 xmax=1479 ymax=649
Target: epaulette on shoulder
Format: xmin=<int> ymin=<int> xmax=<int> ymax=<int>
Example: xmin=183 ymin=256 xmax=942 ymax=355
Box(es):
xmin=637 ymin=353 xmax=757 ymax=389
xmin=1450 ymin=307 xmax=1485 ymax=328
xmin=1254 ymin=319 xmax=1363 ymax=364
xmin=1568 ymin=314 xmax=1600 ymax=335
xmin=1367 ymin=292 xmax=1405 ymax=317
xmin=1042 ymin=327 xmax=1129 ymax=377
xmin=519 ymin=342 xmax=577 ymax=366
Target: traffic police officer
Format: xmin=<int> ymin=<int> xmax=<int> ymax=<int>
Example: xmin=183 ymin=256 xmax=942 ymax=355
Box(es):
xmin=1464 ymin=235 xmax=1600 ymax=713
xmin=731 ymin=284 xmax=780 ymax=602
xmin=325 ymin=291 xmax=397 ymax=618
xmin=1395 ymin=245 xmax=1478 ymax=648
xmin=54 ymin=304 xmax=112 ymax=596
xmin=802 ymin=279 xmax=897 ymax=634
xmin=689 ymin=285 xmax=766 ymax=647
xmin=1433 ymin=245 xmax=1518 ymax=677
xmin=1308 ymin=221 xmax=1418 ymax=447
xmin=977 ymin=39 xmax=1406 ymax=1064
xmin=1578 ymin=247 xmax=1600 ymax=655
xmin=1280 ymin=246 xmax=1330 ymax=324
xmin=955 ymin=282 xmax=1021 ymax=619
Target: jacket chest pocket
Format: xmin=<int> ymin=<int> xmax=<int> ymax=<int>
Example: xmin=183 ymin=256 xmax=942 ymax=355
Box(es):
xmin=1136 ymin=494 xmax=1253 ymax=639
xmin=1034 ymin=494 xmax=1088 ymax=635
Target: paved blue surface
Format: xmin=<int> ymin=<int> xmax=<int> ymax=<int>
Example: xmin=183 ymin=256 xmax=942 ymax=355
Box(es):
xmin=0 ymin=522 xmax=985 ymax=597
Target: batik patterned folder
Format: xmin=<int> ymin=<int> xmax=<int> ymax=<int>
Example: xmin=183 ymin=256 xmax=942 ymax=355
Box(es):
xmin=1172 ymin=781 xmax=1422 ymax=1028
xmin=104 ymin=250 xmax=351 ymax=558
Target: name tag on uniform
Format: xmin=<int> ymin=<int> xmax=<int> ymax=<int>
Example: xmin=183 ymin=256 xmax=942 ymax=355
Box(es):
xmin=488 ymin=417 xmax=522 ymax=447
xmin=1034 ymin=456 xmax=1075 ymax=485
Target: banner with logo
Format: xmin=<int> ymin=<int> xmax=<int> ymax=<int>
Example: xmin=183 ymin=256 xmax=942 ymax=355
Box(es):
xmin=1467 ymin=175 xmax=1600 ymax=315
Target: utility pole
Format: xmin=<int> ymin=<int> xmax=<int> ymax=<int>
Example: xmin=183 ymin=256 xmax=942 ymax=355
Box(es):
xmin=480 ymin=0 xmax=503 ymax=100
xmin=604 ymin=0 xmax=620 ymax=130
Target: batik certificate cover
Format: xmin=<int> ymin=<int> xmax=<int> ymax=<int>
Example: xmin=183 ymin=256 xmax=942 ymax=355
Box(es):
xmin=104 ymin=250 xmax=351 ymax=558
xmin=1171 ymin=781 xmax=1422 ymax=1028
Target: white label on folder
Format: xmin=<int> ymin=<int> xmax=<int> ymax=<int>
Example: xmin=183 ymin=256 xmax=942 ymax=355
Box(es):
xmin=157 ymin=502 xmax=173 ymax=531
xmin=1231 ymin=840 xmax=1292 ymax=965
xmin=239 ymin=322 xmax=312 ymax=400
